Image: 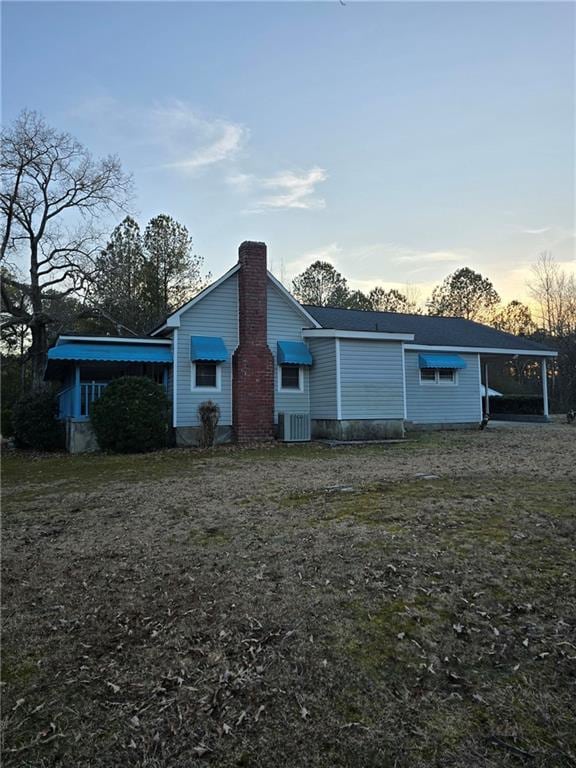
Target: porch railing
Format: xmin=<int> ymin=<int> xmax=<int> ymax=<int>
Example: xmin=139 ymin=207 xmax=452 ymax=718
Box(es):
xmin=57 ymin=381 xmax=108 ymax=420
xmin=80 ymin=382 xmax=108 ymax=417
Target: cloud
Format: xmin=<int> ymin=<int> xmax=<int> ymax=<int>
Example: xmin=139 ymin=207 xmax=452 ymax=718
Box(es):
xmin=150 ymin=102 xmax=247 ymax=171
xmin=258 ymin=167 xmax=328 ymax=210
xmin=230 ymin=167 xmax=328 ymax=212
xmin=521 ymin=227 xmax=551 ymax=235
xmin=71 ymin=96 xmax=248 ymax=174
xmin=392 ymin=249 xmax=463 ymax=264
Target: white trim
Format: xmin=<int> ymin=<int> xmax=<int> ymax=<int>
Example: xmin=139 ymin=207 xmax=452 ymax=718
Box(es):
xmin=335 ymin=338 xmax=342 ymax=420
xmin=477 ymin=354 xmax=483 ymax=422
xmin=401 ymin=343 xmax=408 ymax=420
xmin=267 ymin=272 xmax=322 ymax=328
xmin=541 ymin=359 xmax=549 ymax=417
xmin=58 ymin=335 xmax=171 ymax=345
xmin=172 ymin=330 xmax=178 ymax=428
xmin=151 ymin=265 xmax=241 ymax=335
xmin=191 ymin=361 xmax=222 ymax=393
xmin=277 ymin=365 xmax=304 ymax=393
xmin=303 ymin=329 xmax=414 ymax=341
xmin=484 ymin=362 xmax=490 ymax=416
xmin=405 ymin=343 xmax=557 ymax=357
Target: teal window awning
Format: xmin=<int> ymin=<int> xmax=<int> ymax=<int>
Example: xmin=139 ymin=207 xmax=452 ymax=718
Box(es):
xmin=418 ymin=353 xmax=467 ymax=369
xmin=190 ymin=336 xmax=228 ymax=362
xmin=277 ymin=340 xmax=313 ymax=366
xmin=47 ymin=342 xmax=172 ymax=363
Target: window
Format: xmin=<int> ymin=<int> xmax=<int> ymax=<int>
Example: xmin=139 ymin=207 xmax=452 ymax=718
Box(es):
xmin=192 ymin=362 xmax=220 ymax=391
xmin=438 ymin=369 xmax=455 ymax=383
xmin=420 ymin=368 xmax=436 ymax=383
xmin=279 ymin=365 xmax=302 ymax=391
xmin=420 ymin=368 xmax=457 ymax=385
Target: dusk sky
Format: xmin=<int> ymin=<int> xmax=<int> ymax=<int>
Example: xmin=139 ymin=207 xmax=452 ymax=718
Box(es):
xmin=3 ymin=1 xmax=575 ymax=304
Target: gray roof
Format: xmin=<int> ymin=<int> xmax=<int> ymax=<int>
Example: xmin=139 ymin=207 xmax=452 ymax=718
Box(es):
xmin=302 ymin=305 xmax=553 ymax=353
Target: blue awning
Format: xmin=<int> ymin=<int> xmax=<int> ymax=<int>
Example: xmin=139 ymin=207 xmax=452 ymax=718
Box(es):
xmin=48 ymin=342 xmax=172 ymax=363
xmin=190 ymin=336 xmax=228 ymax=362
xmin=418 ymin=353 xmax=467 ymax=369
xmin=277 ymin=340 xmax=313 ymax=366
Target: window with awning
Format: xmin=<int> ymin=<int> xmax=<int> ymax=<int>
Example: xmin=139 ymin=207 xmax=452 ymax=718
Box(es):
xmin=418 ymin=353 xmax=467 ymax=369
xmin=190 ymin=336 xmax=229 ymax=362
xmin=277 ymin=341 xmax=313 ymax=366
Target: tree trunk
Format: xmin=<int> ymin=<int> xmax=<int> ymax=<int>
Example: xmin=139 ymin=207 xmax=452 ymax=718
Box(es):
xmin=29 ymin=320 xmax=49 ymax=392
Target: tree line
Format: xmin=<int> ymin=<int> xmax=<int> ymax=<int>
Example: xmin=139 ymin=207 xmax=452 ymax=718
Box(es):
xmin=1 ymin=110 xmax=575 ymax=414
xmin=291 ymin=255 xmax=575 ymax=410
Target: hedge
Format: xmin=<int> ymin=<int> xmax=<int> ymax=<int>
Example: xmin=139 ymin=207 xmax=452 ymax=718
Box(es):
xmin=489 ymin=395 xmax=544 ymax=415
xmin=12 ymin=390 xmax=65 ymax=451
xmin=91 ymin=376 xmax=169 ymax=453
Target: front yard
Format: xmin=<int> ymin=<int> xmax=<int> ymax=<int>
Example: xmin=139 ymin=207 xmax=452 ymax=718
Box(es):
xmin=2 ymin=425 xmax=575 ymax=767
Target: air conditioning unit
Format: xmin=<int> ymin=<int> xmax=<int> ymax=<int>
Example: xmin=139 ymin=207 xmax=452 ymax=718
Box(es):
xmin=278 ymin=412 xmax=311 ymax=442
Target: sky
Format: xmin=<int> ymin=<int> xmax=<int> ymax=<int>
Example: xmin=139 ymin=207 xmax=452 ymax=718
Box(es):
xmin=2 ymin=1 xmax=575 ymax=305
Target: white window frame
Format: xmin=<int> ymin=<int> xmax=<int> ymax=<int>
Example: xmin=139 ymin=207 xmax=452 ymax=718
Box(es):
xmin=278 ymin=365 xmax=304 ymax=393
xmin=419 ymin=368 xmax=458 ymax=386
xmin=191 ymin=361 xmax=222 ymax=392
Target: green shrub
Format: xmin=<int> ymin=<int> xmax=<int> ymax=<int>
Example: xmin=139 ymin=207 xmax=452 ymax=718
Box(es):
xmin=12 ymin=390 xmax=65 ymax=451
xmin=91 ymin=376 xmax=169 ymax=453
xmin=489 ymin=395 xmax=544 ymax=415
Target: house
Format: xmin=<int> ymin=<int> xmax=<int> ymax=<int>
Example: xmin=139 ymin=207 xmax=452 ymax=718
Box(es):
xmin=45 ymin=241 xmax=557 ymax=452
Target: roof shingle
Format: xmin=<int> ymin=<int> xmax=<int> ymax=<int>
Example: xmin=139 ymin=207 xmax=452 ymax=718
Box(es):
xmin=302 ymin=305 xmax=553 ymax=353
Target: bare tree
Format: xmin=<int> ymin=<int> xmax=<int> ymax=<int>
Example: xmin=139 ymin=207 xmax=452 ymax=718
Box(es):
xmin=529 ymin=252 xmax=576 ymax=336
xmin=1 ymin=110 xmax=132 ymax=390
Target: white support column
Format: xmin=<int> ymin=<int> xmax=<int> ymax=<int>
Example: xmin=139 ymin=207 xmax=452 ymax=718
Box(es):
xmin=484 ymin=362 xmax=490 ymax=417
xmin=541 ymin=358 xmax=549 ymax=418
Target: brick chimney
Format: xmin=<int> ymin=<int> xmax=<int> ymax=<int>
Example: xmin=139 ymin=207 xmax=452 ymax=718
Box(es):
xmin=232 ymin=241 xmax=275 ymax=442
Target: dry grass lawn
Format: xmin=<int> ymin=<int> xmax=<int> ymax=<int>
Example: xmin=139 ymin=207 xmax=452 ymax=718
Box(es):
xmin=2 ymin=424 xmax=575 ymax=767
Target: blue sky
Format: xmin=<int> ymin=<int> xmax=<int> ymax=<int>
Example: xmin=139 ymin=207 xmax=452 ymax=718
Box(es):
xmin=3 ymin=1 xmax=574 ymax=303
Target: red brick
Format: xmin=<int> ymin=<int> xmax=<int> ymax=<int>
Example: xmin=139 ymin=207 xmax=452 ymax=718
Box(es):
xmin=232 ymin=241 xmax=275 ymax=442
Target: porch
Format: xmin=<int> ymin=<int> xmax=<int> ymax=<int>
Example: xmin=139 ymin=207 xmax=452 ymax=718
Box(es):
xmin=45 ymin=337 xmax=173 ymax=451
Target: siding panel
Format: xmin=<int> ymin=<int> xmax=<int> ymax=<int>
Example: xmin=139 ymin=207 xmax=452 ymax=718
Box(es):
xmin=175 ymin=274 xmax=238 ymax=427
xmin=308 ymin=338 xmax=338 ymax=419
xmin=339 ymin=340 xmax=405 ymax=419
xmin=405 ymin=351 xmax=482 ymax=423
xmin=267 ymin=283 xmax=309 ymax=420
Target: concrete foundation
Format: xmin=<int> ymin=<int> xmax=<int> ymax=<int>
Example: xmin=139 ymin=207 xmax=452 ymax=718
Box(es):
xmin=175 ymin=425 xmax=234 ymax=447
xmin=489 ymin=414 xmax=550 ymax=423
xmin=66 ymin=419 xmax=99 ymax=453
xmin=404 ymin=421 xmax=479 ymax=432
xmin=312 ymin=419 xmax=404 ymax=441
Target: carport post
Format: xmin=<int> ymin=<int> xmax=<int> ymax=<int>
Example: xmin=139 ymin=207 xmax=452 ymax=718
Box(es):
xmin=541 ymin=358 xmax=549 ymax=418
xmin=484 ymin=362 xmax=490 ymax=417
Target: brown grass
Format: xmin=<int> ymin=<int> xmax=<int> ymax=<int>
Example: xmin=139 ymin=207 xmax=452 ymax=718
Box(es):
xmin=2 ymin=424 xmax=576 ymax=767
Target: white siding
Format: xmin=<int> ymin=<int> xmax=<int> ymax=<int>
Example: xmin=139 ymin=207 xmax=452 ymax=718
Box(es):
xmin=339 ymin=340 xmax=405 ymax=420
xmin=267 ymin=282 xmax=310 ymax=421
xmin=174 ymin=274 xmax=238 ymax=427
xmin=405 ymin=351 xmax=482 ymax=424
xmin=308 ymin=338 xmax=338 ymax=419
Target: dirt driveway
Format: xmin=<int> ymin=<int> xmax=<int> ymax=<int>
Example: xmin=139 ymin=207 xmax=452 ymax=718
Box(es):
xmin=2 ymin=424 xmax=575 ymax=767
